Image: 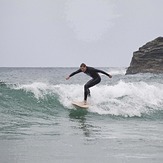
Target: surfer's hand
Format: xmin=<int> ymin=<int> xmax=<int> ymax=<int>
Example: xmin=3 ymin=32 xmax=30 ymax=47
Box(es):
xmin=109 ymin=74 xmax=112 ymax=78
xmin=66 ymin=76 xmax=70 ymax=80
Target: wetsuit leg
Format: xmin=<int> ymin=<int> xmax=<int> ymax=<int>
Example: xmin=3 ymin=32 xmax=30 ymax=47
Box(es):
xmin=87 ymin=89 xmax=90 ymax=97
xmin=84 ymin=77 xmax=101 ymax=101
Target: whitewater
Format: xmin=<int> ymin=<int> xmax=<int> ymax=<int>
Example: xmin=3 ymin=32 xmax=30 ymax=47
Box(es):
xmin=0 ymin=67 xmax=163 ymax=163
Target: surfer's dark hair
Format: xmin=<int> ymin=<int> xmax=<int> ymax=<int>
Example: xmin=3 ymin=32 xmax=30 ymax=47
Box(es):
xmin=80 ymin=63 xmax=86 ymax=67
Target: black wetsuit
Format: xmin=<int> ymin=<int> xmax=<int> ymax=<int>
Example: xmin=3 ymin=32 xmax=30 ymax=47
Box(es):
xmin=69 ymin=66 xmax=111 ymax=101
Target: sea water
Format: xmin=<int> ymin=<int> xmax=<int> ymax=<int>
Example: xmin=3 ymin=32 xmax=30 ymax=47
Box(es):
xmin=0 ymin=67 xmax=163 ymax=163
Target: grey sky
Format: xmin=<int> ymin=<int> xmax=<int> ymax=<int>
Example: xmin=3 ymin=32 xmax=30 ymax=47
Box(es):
xmin=0 ymin=0 xmax=163 ymax=67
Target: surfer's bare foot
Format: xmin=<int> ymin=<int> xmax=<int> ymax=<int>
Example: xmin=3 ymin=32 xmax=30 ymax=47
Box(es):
xmin=83 ymin=100 xmax=87 ymax=105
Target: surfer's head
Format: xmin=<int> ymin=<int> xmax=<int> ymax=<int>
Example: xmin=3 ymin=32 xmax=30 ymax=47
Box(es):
xmin=80 ymin=63 xmax=87 ymax=72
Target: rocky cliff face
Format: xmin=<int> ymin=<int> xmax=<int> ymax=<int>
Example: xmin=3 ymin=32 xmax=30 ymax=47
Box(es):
xmin=126 ymin=37 xmax=163 ymax=75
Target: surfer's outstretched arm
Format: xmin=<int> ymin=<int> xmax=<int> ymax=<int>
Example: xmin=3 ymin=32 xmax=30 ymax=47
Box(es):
xmin=66 ymin=69 xmax=81 ymax=80
xmin=95 ymin=69 xmax=112 ymax=78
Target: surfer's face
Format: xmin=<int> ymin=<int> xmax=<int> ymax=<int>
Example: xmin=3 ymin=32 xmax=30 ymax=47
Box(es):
xmin=80 ymin=66 xmax=86 ymax=72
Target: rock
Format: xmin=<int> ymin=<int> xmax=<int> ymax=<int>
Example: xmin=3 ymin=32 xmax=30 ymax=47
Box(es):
xmin=126 ymin=37 xmax=163 ymax=75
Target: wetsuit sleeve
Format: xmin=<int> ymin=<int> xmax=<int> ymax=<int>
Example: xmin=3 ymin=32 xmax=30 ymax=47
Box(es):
xmin=95 ymin=69 xmax=111 ymax=77
xmin=69 ymin=69 xmax=81 ymax=77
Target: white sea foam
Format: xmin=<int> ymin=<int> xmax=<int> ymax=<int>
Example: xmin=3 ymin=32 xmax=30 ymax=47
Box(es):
xmin=109 ymin=68 xmax=126 ymax=75
xmin=15 ymin=81 xmax=163 ymax=117
xmin=89 ymin=81 xmax=163 ymax=117
xmin=15 ymin=82 xmax=50 ymax=99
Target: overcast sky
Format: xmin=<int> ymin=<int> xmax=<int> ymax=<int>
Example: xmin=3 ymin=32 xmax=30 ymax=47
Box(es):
xmin=0 ymin=0 xmax=163 ymax=67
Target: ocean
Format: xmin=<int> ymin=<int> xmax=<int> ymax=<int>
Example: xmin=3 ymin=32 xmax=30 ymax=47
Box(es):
xmin=0 ymin=67 xmax=163 ymax=163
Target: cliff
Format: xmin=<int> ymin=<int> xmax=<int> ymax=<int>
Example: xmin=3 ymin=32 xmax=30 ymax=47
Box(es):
xmin=126 ymin=37 xmax=163 ymax=74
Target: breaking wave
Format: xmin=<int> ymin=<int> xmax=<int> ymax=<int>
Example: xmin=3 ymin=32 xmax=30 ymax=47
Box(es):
xmin=1 ymin=80 xmax=161 ymax=118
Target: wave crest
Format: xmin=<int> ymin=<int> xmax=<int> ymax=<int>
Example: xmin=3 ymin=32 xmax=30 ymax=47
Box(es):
xmin=13 ymin=81 xmax=163 ymax=117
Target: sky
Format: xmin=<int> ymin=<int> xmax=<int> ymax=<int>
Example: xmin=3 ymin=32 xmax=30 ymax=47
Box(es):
xmin=0 ymin=0 xmax=163 ymax=67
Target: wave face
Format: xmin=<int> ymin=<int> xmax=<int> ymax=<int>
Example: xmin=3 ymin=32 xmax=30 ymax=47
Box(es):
xmin=1 ymin=79 xmax=163 ymax=118
xmin=1 ymin=68 xmax=163 ymax=163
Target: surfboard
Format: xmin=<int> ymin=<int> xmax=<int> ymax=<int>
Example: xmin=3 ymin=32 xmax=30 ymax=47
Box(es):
xmin=72 ymin=101 xmax=89 ymax=109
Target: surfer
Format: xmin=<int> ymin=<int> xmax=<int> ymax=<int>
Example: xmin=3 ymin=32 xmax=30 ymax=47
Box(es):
xmin=66 ymin=63 xmax=112 ymax=104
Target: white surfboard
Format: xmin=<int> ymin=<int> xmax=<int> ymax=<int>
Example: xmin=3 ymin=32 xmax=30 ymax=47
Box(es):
xmin=72 ymin=101 xmax=89 ymax=109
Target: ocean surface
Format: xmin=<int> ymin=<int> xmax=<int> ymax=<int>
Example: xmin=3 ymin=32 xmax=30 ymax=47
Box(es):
xmin=0 ymin=67 xmax=163 ymax=163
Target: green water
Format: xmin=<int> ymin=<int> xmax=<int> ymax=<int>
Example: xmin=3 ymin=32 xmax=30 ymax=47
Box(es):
xmin=0 ymin=68 xmax=163 ymax=163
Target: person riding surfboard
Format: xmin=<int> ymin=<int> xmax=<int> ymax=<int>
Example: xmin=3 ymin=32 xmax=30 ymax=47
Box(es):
xmin=66 ymin=63 xmax=112 ymax=105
